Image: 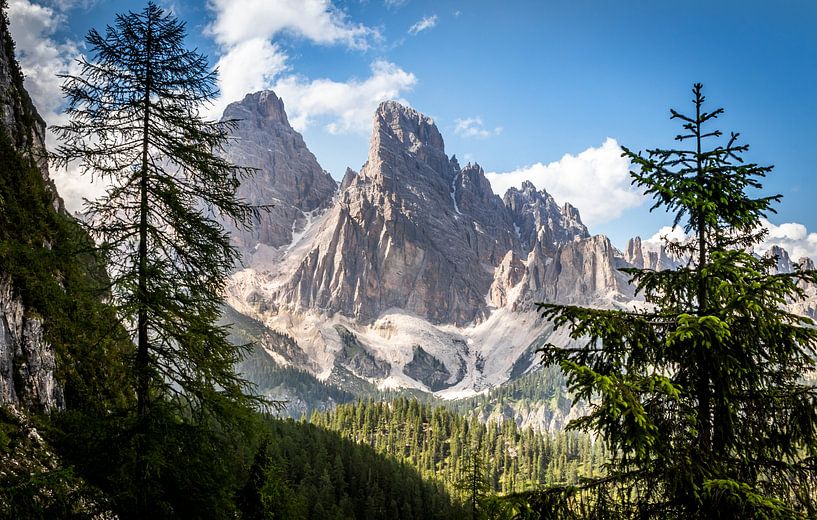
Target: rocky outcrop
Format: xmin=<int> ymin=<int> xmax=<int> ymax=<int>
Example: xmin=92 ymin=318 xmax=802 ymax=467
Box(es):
xmin=764 ymin=246 xmax=817 ymax=318
xmin=270 ymin=102 xmax=516 ymax=325
xmin=404 ymin=346 xmax=452 ymax=392
xmin=522 ymin=234 xmax=634 ymax=306
xmin=333 ymin=325 xmax=389 ymax=379
xmin=623 ymin=236 xmax=678 ymax=271
xmin=0 ymin=277 xmax=63 ymax=410
xmin=220 ymin=91 xmax=337 ymax=251
xmin=504 ymin=181 xmax=589 ymax=253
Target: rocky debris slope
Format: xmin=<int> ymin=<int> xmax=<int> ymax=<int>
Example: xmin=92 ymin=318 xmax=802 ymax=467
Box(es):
xmin=765 ymin=245 xmax=817 ymax=318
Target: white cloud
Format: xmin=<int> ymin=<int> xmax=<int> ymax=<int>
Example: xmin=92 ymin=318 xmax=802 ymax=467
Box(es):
xmin=207 ymin=0 xmax=377 ymax=49
xmin=453 ymin=117 xmax=502 ymax=139
xmin=758 ymin=219 xmax=817 ymax=261
xmin=7 ymin=0 xmax=77 ymax=130
xmin=408 ymin=14 xmax=437 ymax=35
xmin=642 ymin=225 xmax=689 ymax=252
xmin=271 ymin=60 xmax=416 ymax=134
xmin=486 ymin=138 xmax=642 ymax=227
xmin=384 ymin=0 xmax=407 ymax=7
xmin=206 ymin=0 xmax=401 ymax=124
xmin=6 ymin=0 xmax=101 ymax=213
xmin=641 ymin=219 xmax=817 ymax=262
xmin=210 ymin=38 xmax=289 ymax=118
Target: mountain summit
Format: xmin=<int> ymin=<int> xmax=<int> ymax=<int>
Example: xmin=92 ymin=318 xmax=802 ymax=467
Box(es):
xmin=220 ymin=91 xmax=337 ymax=253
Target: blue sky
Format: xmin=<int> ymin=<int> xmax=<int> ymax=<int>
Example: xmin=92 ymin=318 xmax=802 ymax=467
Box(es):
xmin=8 ymin=0 xmax=817 ymax=256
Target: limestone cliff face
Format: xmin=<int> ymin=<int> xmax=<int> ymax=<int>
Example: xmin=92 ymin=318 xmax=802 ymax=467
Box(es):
xmin=0 ymin=277 xmax=63 ymax=409
xmin=764 ymin=246 xmax=817 ymax=318
xmin=504 ymin=181 xmax=588 ymax=253
xmin=520 ymin=234 xmax=634 ymax=308
xmin=0 ymin=10 xmax=63 ymax=410
xmin=272 ymin=102 xmax=502 ymax=325
xmin=623 ymin=236 xmax=678 ymax=271
xmin=220 ymin=91 xmax=337 ymax=251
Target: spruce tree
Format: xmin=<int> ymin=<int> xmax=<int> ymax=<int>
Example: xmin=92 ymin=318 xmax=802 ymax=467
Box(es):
xmin=537 ymin=84 xmax=817 ymax=518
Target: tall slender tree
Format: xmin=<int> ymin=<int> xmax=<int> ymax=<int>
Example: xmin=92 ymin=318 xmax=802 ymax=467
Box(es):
xmin=53 ymin=2 xmax=259 ymax=420
xmin=536 ymin=84 xmax=817 ymax=518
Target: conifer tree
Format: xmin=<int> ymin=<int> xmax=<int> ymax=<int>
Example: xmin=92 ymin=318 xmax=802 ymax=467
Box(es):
xmin=52 ymin=5 xmax=265 ymax=512
xmin=537 ymin=84 xmax=817 ymax=518
xmin=53 ymin=2 xmax=258 ymax=418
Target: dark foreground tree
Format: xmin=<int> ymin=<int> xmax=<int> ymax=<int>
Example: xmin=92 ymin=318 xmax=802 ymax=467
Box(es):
xmin=536 ymin=84 xmax=817 ymax=518
xmin=52 ymin=1 xmax=263 ymax=514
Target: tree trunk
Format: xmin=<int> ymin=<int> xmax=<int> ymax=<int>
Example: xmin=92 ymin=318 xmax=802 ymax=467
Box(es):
xmin=136 ymin=14 xmax=153 ymax=420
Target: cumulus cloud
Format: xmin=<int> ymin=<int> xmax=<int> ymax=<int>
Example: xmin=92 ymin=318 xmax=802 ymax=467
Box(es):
xmin=408 ymin=14 xmax=437 ymax=35
xmin=207 ymin=0 xmax=377 ymax=49
xmin=486 ymin=138 xmax=642 ymax=227
xmin=384 ymin=0 xmax=407 ymax=8
xmin=272 ymin=60 xmax=416 ymax=134
xmin=210 ymin=38 xmax=289 ymax=117
xmin=7 ymin=0 xmax=77 ymax=130
xmin=205 ymin=0 xmax=415 ymax=131
xmin=642 ymin=225 xmax=689 ymax=252
xmin=757 ymin=219 xmax=817 ymax=261
xmin=453 ymin=117 xmax=502 ymax=139
xmin=641 ymin=219 xmax=817 ymax=262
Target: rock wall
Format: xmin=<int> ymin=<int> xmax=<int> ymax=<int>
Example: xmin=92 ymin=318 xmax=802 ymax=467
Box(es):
xmin=0 ymin=277 xmax=63 ymax=409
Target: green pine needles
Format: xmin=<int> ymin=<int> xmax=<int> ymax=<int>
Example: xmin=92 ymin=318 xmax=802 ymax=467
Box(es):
xmin=53 ymin=2 xmax=260 ymax=424
xmin=536 ymin=84 xmax=817 ymax=518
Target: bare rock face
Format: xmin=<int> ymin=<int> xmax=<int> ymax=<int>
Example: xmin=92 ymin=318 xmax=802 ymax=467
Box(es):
xmin=763 ymin=246 xmax=817 ymax=318
xmin=0 ymin=277 xmax=63 ymax=410
xmin=504 ymin=181 xmax=589 ymax=253
xmin=521 ymin=234 xmax=634 ymax=307
xmin=623 ymin=236 xmax=678 ymax=271
xmin=765 ymin=245 xmax=794 ymax=274
xmin=271 ymin=101 xmax=520 ymax=325
xmin=220 ymin=91 xmax=337 ymax=251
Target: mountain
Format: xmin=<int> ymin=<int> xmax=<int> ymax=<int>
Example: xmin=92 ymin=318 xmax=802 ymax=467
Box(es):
xmin=221 ymin=92 xmax=817 ymax=406
xmin=223 ymin=94 xmax=646 ymax=399
xmin=220 ymin=91 xmax=337 ymax=256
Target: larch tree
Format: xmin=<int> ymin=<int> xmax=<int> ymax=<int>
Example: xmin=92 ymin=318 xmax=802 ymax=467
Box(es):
xmin=53 ymin=2 xmax=261 ymax=421
xmin=536 ymin=84 xmax=817 ymax=518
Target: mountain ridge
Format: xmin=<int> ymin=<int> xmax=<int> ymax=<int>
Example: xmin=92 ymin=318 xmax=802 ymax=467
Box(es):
xmin=222 ymin=91 xmax=817 ymax=399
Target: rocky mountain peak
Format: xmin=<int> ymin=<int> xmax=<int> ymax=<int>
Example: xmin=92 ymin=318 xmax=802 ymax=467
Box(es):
xmin=765 ymin=245 xmax=794 ymax=273
xmin=503 ymin=181 xmax=589 ymax=252
xmin=219 ymin=90 xmax=337 ymax=253
xmin=224 ymin=90 xmax=289 ymax=127
xmin=339 ymin=167 xmax=358 ymax=192
xmin=623 ymin=236 xmax=677 ymax=271
xmin=374 ymin=100 xmax=444 ymax=154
